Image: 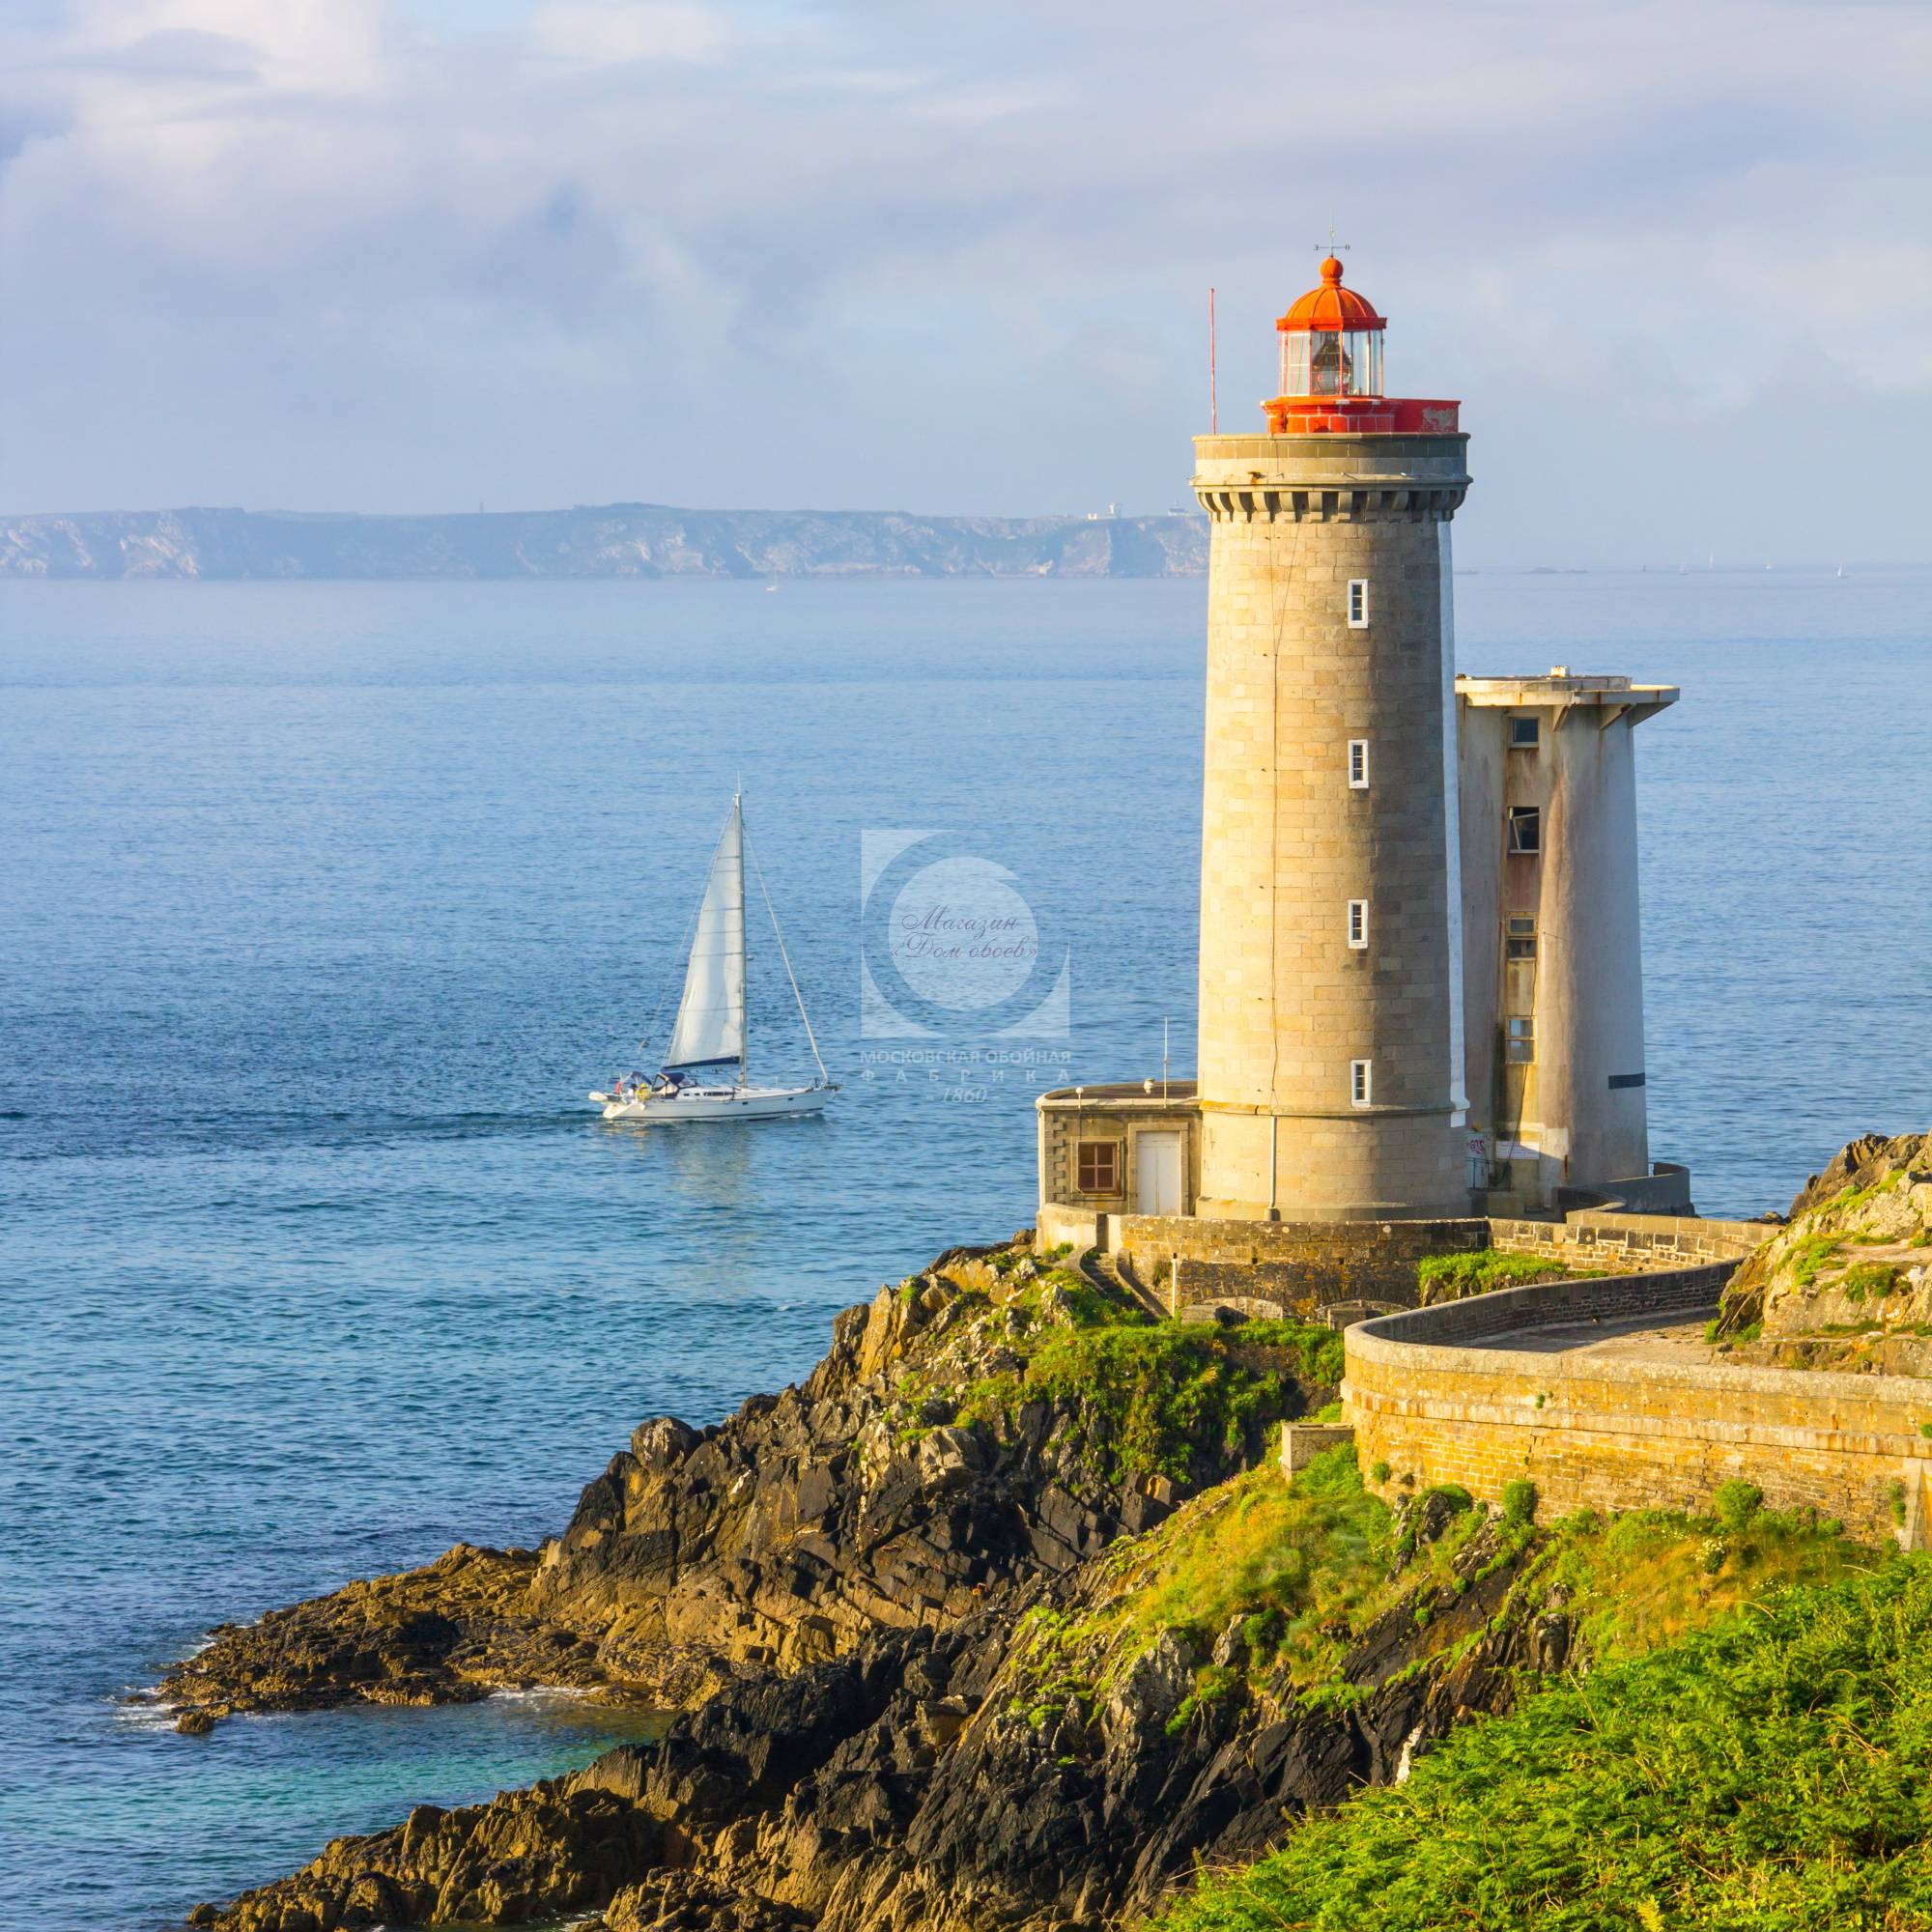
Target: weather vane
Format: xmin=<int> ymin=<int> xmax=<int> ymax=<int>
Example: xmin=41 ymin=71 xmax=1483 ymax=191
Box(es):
xmin=1316 ymin=219 xmax=1349 ymax=257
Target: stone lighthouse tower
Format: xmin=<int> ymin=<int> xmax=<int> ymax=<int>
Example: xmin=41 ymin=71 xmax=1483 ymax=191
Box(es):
xmin=1192 ymin=259 xmax=1472 ymax=1220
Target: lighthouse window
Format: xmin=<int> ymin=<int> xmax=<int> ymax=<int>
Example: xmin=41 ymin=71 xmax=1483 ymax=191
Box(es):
xmin=1348 ymin=739 xmax=1370 ymax=787
xmin=1348 ymin=900 xmax=1369 ymax=950
xmin=1076 ymin=1141 xmax=1121 ymax=1193
xmin=1347 ymin=580 xmax=1370 ymax=628
xmin=1506 ymin=1017 xmax=1536 ymax=1065
xmin=1507 ymin=806 xmax=1542 ymax=854
xmin=1350 ymin=1060 xmax=1373 ymax=1107
xmin=1508 ymin=715 xmax=1541 ymax=749
xmin=1310 ymin=331 xmax=1351 ymax=396
xmin=1284 ymin=328 xmax=1384 ymax=399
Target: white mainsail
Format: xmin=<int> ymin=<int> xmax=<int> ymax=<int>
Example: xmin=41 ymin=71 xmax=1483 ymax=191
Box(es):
xmin=662 ymin=796 xmax=747 ymax=1076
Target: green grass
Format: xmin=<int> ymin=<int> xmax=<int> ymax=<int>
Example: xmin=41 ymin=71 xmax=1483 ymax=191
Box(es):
xmin=1792 ymin=1233 xmax=1845 ymax=1287
xmin=1705 ymin=1315 xmax=1763 ymax=1344
xmin=1152 ymin=1554 xmax=1932 ymax=1932
xmin=1415 ymin=1248 xmax=1581 ymax=1302
xmin=1007 ymin=1447 xmax=1394 ymax=1726
xmin=1009 ymin=1449 xmax=1876 ymax=1770
xmin=1843 ymin=1261 xmax=1904 ymax=1304
xmin=958 ymin=1317 xmax=1338 ymax=1486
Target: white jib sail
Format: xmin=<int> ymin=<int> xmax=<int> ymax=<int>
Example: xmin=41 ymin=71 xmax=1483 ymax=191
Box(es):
xmin=663 ymin=797 xmax=747 ymax=1075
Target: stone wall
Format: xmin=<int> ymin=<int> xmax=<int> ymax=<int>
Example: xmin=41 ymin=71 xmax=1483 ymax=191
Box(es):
xmin=1119 ymin=1213 xmax=1490 ymax=1313
xmin=1037 ymin=1202 xmax=1099 ymax=1254
xmin=1345 ymin=1265 xmax=1932 ymax=1548
xmin=1491 ymin=1211 xmax=1765 ymax=1270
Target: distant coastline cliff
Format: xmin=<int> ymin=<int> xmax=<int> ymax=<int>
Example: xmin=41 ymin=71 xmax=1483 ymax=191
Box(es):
xmin=0 ymin=504 xmax=1208 ymax=581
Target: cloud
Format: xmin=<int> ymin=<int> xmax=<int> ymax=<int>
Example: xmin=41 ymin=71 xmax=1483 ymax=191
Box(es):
xmin=527 ymin=1 xmax=733 ymax=67
xmin=0 ymin=0 xmax=1927 ymax=558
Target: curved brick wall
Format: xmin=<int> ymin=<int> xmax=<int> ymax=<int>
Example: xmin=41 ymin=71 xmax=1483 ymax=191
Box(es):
xmin=1345 ymin=1264 xmax=1932 ymax=1548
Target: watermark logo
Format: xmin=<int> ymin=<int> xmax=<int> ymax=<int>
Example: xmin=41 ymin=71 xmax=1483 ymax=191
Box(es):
xmin=860 ymin=830 xmax=1070 ymax=1040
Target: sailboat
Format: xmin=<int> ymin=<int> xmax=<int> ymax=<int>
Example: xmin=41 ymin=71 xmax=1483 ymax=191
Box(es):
xmin=590 ymin=794 xmax=836 ymax=1122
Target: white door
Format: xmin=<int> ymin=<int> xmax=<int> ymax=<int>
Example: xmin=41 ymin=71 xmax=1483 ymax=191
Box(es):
xmin=1135 ymin=1132 xmax=1183 ymax=1215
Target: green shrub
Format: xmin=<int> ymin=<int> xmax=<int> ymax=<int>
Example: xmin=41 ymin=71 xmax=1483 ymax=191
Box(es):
xmin=1239 ymin=1606 xmax=1286 ymax=1662
xmin=1370 ymin=1460 xmax=1392 ymax=1486
xmin=958 ymin=1317 xmax=1344 ymax=1486
xmin=1416 ymin=1248 xmax=1569 ymax=1303
xmin=1236 ymin=1319 xmax=1347 ymax=1386
xmin=1151 ymin=1561 xmax=1932 ymax=1932
xmin=1842 ymin=1262 xmax=1901 ymax=1304
xmin=1166 ymin=1662 xmax=1244 ymax=1735
xmin=1791 ymin=1234 xmax=1843 ymax=1288
xmin=1500 ymin=1479 xmax=1538 ymax=1526
xmin=1712 ymin=1480 xmax=1763 ymax=1535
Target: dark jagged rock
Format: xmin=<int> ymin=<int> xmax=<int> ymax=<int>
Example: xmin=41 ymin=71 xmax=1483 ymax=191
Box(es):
xmin=157 ymin=1544 xmax=599 ymax=1731
xmin=192 ymin=1499 xmax=1566 ymax=1932
xmin=163 ymin=1242 xmax=1317 ymax=1729
xmin=171 ymin=1237 xmax=1415 ymax=1930
xmin=200 ymin=1780 xmax=661 ymax=1931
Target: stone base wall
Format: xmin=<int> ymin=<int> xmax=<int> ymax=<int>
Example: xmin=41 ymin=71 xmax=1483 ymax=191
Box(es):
xmin=1346 ymin=1266 xmax=1932 ymax=1548
xmin=1491 ymin=1211 xmax=1766 ymax=1271
xmin=1553 ymin=1161 xmax=1694 ymax=1215
xmin=1117 ymin=1214 xmax=1489 ymax=1311
xmin=1037 ymin=1202 xmax=1099 ymax=1253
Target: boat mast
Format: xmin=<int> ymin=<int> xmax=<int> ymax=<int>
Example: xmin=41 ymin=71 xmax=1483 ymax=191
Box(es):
xmin=731 ymin=791 xmax=748 ymax=1088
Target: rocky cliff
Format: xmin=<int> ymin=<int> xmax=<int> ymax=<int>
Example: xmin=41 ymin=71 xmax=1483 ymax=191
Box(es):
xmin=162 ymin=1244 xmax=1326 ymax=1736
xmin=190 ymin=1470 xmax=1576 ymax=1932
xmin=0 ymin=505 xmax=1208 ymax=580
xmin=166 ymin=1218 xmax=1895 ymax=1932
xmin=1717 ymin=1132 xmax=1932 ymax=1371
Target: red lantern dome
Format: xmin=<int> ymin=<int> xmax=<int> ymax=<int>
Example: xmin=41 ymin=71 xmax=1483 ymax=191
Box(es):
xmin=1278 ymin=256 xmax=1387 ymax=334
xmin=1261 ymin=256 xmax=1458 ymax=436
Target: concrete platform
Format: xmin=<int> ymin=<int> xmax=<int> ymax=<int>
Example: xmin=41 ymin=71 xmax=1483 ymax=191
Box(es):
xmin=1463 ymin=1309 xmax=1721 ymax=1363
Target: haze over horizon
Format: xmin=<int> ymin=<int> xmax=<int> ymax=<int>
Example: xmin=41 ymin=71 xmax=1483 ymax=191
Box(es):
xmin=3 ymin=0 xmax=1927 ymax=567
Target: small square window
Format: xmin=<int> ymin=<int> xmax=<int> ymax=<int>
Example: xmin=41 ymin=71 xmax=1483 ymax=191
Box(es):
xmin=1505 ymin=918 xmax=1537 ymax=962
xmin=1507 ymin=805 xmax=1542 ymax=854
xmin=1348 ymin=739 xmax=1370 ymax=788
xmin=1346 ymin=580 xmax=1369 ymax=629
xmin=1508 ymin=715 xmax=1541 ymax=749
xmin=1350 ymin=1059 xmax=1373 ymax=1106
xmin=1076 ymin=1141 xmax=1120 ymax=1192
xmin=1347 ymin=899 xmax=1369 ymax=950
xmin=1506 ymin=1017 xmax=1535 ymax=1065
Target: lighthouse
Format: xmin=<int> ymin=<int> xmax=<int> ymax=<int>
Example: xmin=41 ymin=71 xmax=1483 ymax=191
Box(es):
xmin=1191 ymin=258 xmax=1471 ymax=1220
xmin=1034 ymin=258 xmax=1689 ymax=1262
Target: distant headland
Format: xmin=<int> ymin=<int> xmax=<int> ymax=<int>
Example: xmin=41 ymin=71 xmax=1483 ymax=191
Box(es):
xmin=0 ymin=503 xmax=1208 ymax=581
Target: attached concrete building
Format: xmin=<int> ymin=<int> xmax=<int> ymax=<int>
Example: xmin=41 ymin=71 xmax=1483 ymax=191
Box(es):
xmin=1456 ymin=670 xmax=1679 ymax=1209
xmin=1037 ymin=262 xmax=1685 ymax=1261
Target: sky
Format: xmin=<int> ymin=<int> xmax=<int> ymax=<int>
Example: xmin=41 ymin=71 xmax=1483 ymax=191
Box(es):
xmin=2 ymin=0 xmax=1928 ymax=564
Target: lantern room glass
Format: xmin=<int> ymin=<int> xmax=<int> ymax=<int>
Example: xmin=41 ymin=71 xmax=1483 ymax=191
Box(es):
xmin=1280 ymin=327 xmax=1383 ymax=399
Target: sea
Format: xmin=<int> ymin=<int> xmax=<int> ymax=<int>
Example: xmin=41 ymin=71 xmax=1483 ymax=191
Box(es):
xmin=2 ymin=569 xmax=1928 ymax=1929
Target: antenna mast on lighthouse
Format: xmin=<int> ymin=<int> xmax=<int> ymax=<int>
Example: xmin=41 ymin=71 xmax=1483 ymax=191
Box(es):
xmin=1208 ymin=286 xmax=1218 ymax=436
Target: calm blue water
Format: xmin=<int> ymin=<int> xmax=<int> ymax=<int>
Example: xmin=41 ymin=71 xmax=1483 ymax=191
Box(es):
xmin=2 ymin=571 xmax=1927 ymax=1929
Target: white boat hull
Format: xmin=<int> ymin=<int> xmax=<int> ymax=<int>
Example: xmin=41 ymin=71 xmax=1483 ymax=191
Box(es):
xmin=589 ymin=1084 xmax=833 ymax=1123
